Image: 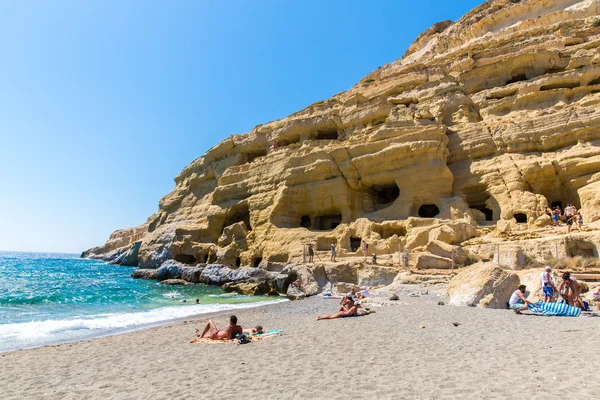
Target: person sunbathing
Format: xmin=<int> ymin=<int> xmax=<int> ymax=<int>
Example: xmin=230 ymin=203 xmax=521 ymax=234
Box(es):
xmin=243 ymin=325 xmax=264 ymax=335
xmin=317 ymin=301 xmax=361 ymax=321
xmin=196 ymin=315 xmax=243 ymax=340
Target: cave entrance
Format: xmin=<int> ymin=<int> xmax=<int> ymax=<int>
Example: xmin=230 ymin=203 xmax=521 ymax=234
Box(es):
xmin=350 ymin=237 xmax=361 ymax=252
xmin=223 ymin=204 xmax=252 ymax=232
xmin=242 ymin=149 xmax=267 ymax=164
xmin=174 ymin=254 xmax=197 ymax=265
xmin=207 ymin=253 xmax=217 ymax=264
xmin=418 ymin=204 xmax=440 ymax=218
xmin=380 ymin=226 xmax=407 ymax=239
xmin=235 ymin=257 xmax=241 ymax=267
xmin=373 ymin=184 xmax=400 ymax=206
xmin=506 ymin=73 xmax=528 ymax=85
xmin=252 ymin=257 xmax=263 ymax=268
xmin=300 ymin=215 xmax=312 ymax=229
xmin=567 ymin=240 xmax=597 ymax=258
xmin=473 ymin=206 xmax=494 ymax=222
xmin=514 ymin=213 xmax=528 ymax=224
xmin=199 ymin=254 xmax=208 ymax=263
xmin=315 ymin=129 xmax=339 ymax=140
xmin=314 ymin=214 xmax=342 ymax=230
xmin=551 ymin=201 xmax=563 ymax=210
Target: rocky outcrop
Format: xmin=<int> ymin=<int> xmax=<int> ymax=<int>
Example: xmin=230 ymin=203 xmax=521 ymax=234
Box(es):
xmin=85 ymin=0 xmax=600 ymax=292
xmin=448 ymin=262 xmax=520 ymax=308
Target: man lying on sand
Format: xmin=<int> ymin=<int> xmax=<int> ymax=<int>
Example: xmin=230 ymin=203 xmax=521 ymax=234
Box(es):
xmin=196 ymin=315 xmax=243 ymax=340
xmin=317 ymin=301 xmax=361 ymax=321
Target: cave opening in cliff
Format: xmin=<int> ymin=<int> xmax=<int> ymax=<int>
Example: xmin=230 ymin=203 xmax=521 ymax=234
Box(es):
xmin=174 ymin=254 xmax=197 ymax=265
xmin=300 ymin=215 xmax=312 ymax=229
xmin=315 ymin=129 xmax=339 ymax=141
xmin=207 ymin=253 xmax=217 ymax=264
xmin=514 ymin=213 xmax=528 ymax=223
xmin=551 ymin=201 xmax=563 ymax=210
xmin=506 ymin=73 xmax=528 ymax=85
xmin=350 ymin=237 xmax=361 ymax=252
xmin=252 ymin=257 xmax=263 ymax=268
xmin=235 ymin=257 xmax=241 ymax=267
xmin=242 ymin=149 xmax=268 ymax=164
xmin=380 ymin=225 xmax=407 ymax=239
xmin=567 ymin=239 xmax=597 ymax=258
xmin=222 ymin=204 xmax=252 ymax=232
xmin=540 ymin=81 xmax=580 ymax=91
xmin=473 ymin=206 xmax=494 ymax=222
xmin=314 ymin=214 xmax=342 ymax=230
xmin=418 ymin=204 xmax=440 ymax=218
xmin=199 ymin=254 xmax=208 ymax=263
xmin=373 ymin=184 xmax=400 ymax=206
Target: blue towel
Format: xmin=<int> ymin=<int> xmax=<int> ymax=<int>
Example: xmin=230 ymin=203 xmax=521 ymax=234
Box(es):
xmin=528 ymin=301 xmax=581 ymax=317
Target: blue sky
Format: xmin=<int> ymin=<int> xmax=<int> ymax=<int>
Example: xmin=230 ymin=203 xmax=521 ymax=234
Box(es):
xmin=0 ymin=0 xmax=483 ymax=253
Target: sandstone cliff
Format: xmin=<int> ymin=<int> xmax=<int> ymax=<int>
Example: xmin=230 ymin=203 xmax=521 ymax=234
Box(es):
xmin=84 ymin=0 xmax=600 ymax=291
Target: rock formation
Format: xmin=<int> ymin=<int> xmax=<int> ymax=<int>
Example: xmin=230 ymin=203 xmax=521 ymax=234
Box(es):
xmin=83 ymin=0 xmax=600 ymax=298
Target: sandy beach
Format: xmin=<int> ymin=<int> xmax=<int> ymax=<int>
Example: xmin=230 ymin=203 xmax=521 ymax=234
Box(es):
xmin=1 ymin=293 xmax=599 ymax=399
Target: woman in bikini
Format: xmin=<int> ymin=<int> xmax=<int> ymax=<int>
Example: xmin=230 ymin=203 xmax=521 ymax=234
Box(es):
xmin=317 ymin=302 xmax=361 ymax=321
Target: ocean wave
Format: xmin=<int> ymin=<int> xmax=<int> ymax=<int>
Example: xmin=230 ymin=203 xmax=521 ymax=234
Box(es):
xmin=0 ymin=298 xmax=286 ymax=352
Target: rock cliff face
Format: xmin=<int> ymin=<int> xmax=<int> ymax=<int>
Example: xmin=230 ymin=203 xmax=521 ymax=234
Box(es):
xmin=84 ymin=0 xmax=600 ymax=280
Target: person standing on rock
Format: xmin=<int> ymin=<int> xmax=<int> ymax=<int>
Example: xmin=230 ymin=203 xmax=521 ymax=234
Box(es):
xmin=307 ymin=243 xmax=314 ymax=263
xmin=330 ymin=240 xmax=337 ymax=262
xmin=362 ymin=240 xmax=368 ymax=260
xmin=540 ymin=266 xmax=557 ymax=302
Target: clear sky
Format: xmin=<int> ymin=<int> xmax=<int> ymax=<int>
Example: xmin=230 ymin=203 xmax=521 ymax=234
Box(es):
xmin=0 ymin=0 xmax=483 ymax=253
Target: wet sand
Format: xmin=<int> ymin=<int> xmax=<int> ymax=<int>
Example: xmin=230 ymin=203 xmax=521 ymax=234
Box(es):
xmin=1 ymin=294 xmax=599 ymax=399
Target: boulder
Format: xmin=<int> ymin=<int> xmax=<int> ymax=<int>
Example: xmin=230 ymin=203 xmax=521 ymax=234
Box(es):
xmin=427 ymin=240 xmax=469 ymax=265
xmin=428 ymin=225 xmax=457 ymax=245
xmin=357 ymin=265 xmax=399 ymax=287
xmin=323 ymin=263 xmax=358 ymax=285
xmin=160 ymin=279 xmax=190 ymax=286
xmin=493 ymin=247 xmax=528 ymax=270
xmin=289 ymin=265 xmax=322 ymax=296
xmin=448 ymin=262 xmax=519 ymax=308
xmin=131 ymin=269 xmax=158 ymax=280
xmin=286 ymin=285 xmax=306 ymax=301
xmin=222 ymin=280 xmax=275 ymax=296
xmin=180 ymin=266 xmax=204 ymax=283
xmin=119 ymin=241 xmax=141 ymax=266
xmin=414 ymin=253 xmax=453 ymax=270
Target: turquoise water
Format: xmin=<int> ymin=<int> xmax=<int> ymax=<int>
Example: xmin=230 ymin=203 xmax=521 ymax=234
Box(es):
xmin=0 ymin=252 xmax=283 ymax=352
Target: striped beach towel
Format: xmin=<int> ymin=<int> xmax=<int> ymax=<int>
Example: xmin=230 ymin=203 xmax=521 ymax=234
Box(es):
xmin=528 ymin=301 xmax=581 ymax=317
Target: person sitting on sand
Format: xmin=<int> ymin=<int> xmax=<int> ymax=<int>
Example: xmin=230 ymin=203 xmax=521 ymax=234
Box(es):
xmin=196 ymin=315 xmax=243 ymax=340
xmin=509 ymin=285 xmax=536 ymax=314
xmin=357 ymin=286 xmax=370 ymax=300
xmin=317 ymin=301 xmax=361 ymax=320
xmin=243 ymin=325 xmax=264 ymax=335
xmin=339 ymin=288 xmax=356 ymax=307
xmin=558 ymin=272 xmax=582 ymax=308
xmin=540 ymin=266 xmax=557 ymax=302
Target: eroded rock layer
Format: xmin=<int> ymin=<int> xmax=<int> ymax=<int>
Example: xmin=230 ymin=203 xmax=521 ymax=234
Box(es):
xmin=84 ymin=0 xmax=600 ymax=279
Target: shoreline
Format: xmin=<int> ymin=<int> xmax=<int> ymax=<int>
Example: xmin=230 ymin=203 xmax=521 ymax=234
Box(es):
xmin=0 ymin=297 xmax=287 ymax=354
xmin=2 ymin=293 xmax=599 ymax=399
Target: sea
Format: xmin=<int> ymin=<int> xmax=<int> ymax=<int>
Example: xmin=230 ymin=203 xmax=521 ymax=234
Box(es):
xmin=0 ymin=251 xmax=284 ymax=352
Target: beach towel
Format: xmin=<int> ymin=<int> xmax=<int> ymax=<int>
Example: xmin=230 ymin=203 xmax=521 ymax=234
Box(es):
xmin=190 ymin=330 xmax=284 ymax=344
xmin=528 ymin=301 xmax=581 ymax=317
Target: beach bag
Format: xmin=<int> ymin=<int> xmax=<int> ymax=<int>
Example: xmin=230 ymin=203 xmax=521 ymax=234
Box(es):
xmin=238 ymin=334 xmax=251 ymax=344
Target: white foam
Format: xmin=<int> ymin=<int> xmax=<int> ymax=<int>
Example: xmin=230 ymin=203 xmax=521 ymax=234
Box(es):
xmin=0 ymin=299 xmax=286 ymax=352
